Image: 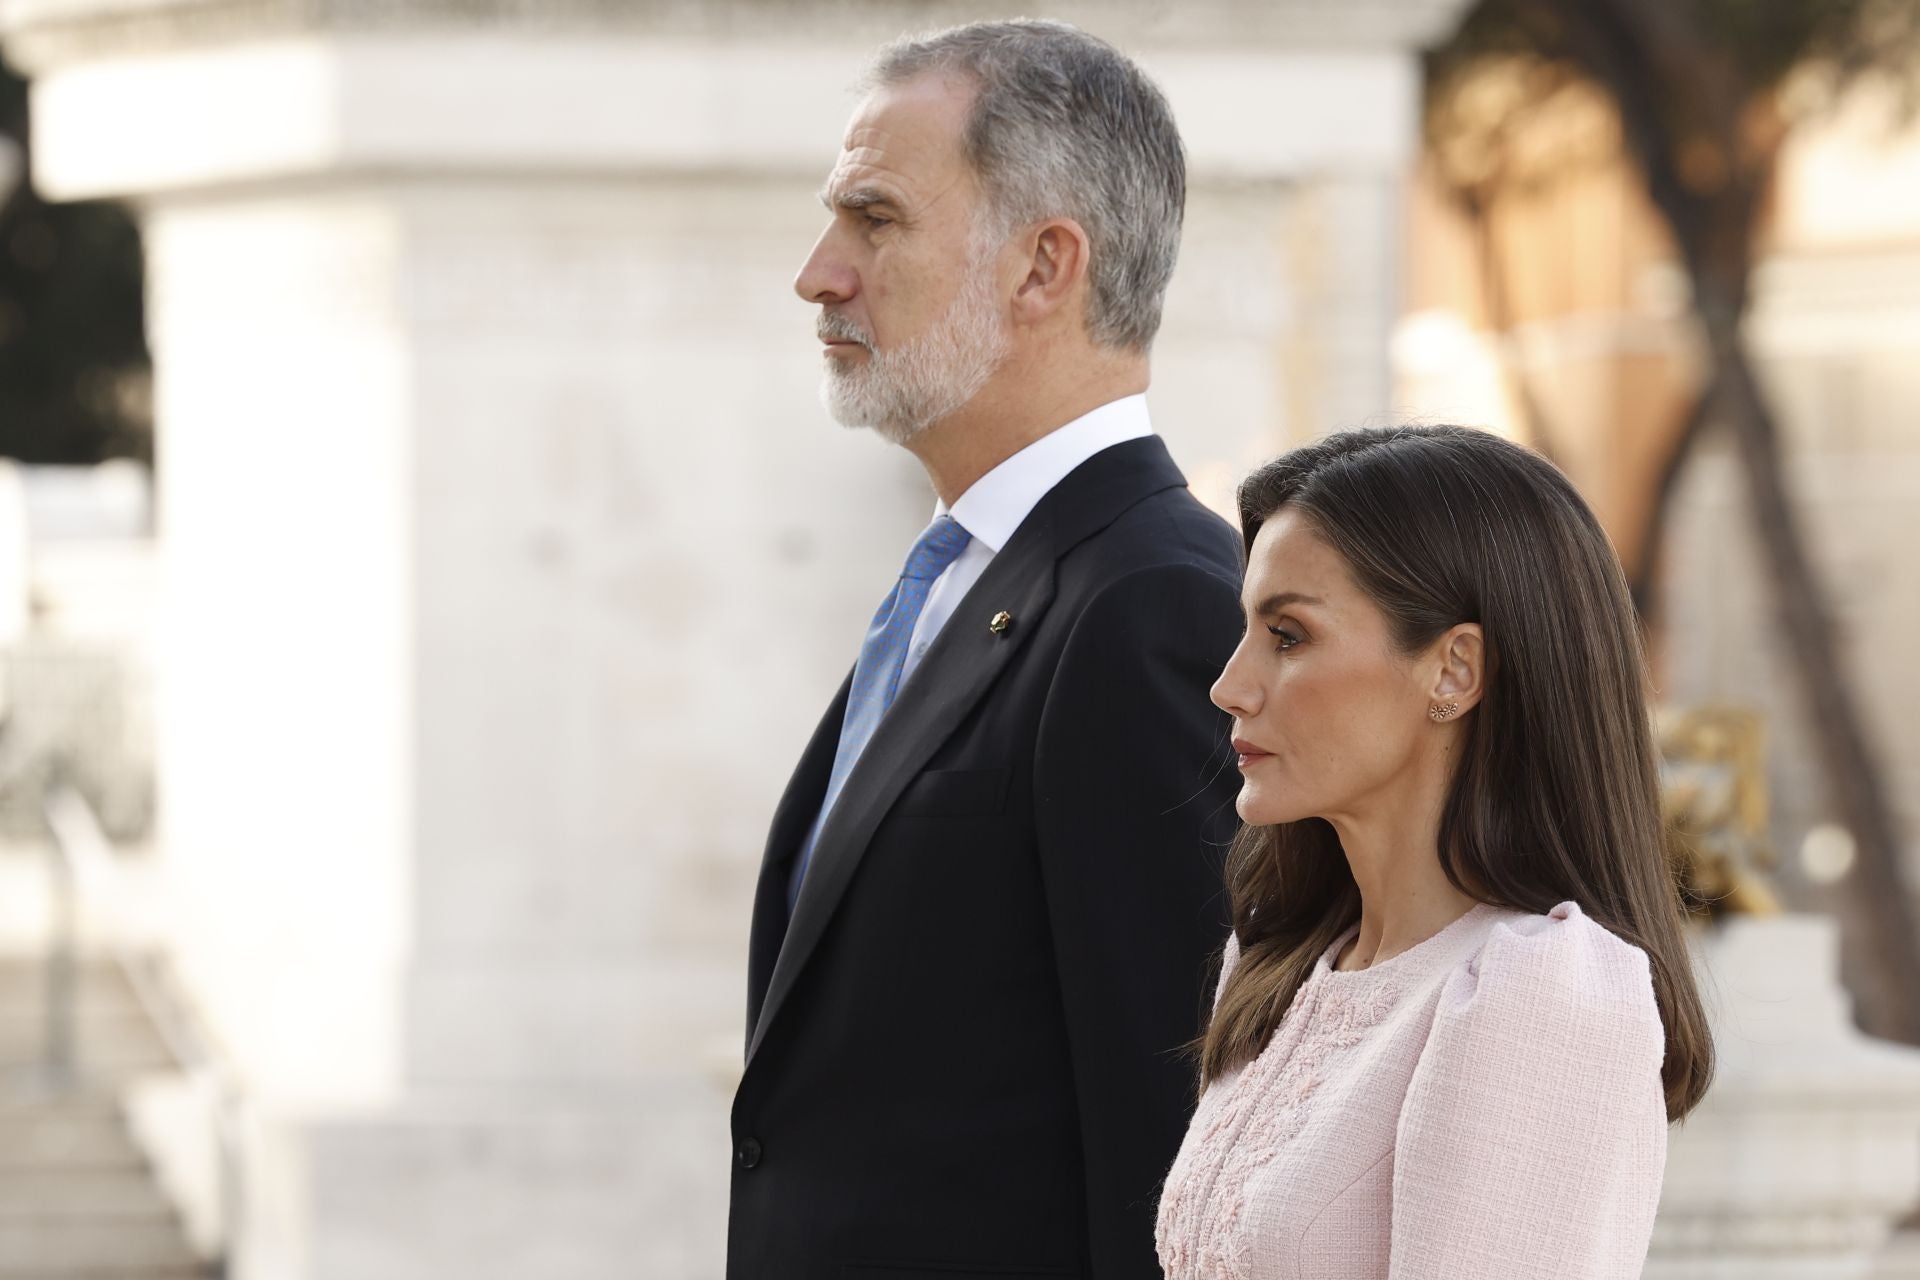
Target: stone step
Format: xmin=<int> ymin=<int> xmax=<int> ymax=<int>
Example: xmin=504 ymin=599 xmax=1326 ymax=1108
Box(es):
xmin=0 ymin=1008 xmax=168 ymax=1041
xmin=0 ymin=960 xmax=141 ymax=1007
xmin=0 ymin=1045 xmax=176 ymax=1077
xmin=0 ymin=960 xmax=207 ymax=1277
xmin=0 ymin=1091 xmax=121 ymax=1118
xmin=0 ymin=1108 xmax=145 ymax=1170
xmin=0 ymin=1220 xmax=202 ymax=1272
xmin=0 ymin=961 xmax=207 ymax=1276
xmin=0 ymin=1169 xmax=174 ymax=1221
xmin=0 ymin=991 xmax=145 ymax=1025
xmin=0 ymin=1010 xmax=176 ymax=1075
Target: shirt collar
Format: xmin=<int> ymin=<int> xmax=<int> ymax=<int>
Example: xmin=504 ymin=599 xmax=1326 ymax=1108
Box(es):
xmin=937 ymin=394 xmax=1155 ymax=554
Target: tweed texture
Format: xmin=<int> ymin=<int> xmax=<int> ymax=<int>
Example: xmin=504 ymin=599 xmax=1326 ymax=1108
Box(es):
xmin=1157 ymin=902 xmax=1667 ymax=1279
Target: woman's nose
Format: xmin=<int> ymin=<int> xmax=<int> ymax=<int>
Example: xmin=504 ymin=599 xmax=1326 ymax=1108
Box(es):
xmin=1210 ymin=639 xmax=1260 ymax=719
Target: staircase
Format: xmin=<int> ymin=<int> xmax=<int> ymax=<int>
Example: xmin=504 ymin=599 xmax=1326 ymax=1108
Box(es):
xmin=0 ymin=956 xmax=211 ymax=1279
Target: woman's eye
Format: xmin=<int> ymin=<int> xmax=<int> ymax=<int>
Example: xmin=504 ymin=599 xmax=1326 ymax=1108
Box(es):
xmin=1267 ymin=625 xmax=1301 ymax=651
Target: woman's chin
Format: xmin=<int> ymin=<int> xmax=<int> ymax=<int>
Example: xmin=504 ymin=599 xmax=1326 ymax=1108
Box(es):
xmin=1236 ymin=782 xmax=1313 ymax=832
xmin=1234 ymin=787 xmax=1293 ymax=827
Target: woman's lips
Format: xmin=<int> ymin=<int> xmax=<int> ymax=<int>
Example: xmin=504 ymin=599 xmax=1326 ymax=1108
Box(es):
xmin=1232 ymin=738 xmax=1272 ymax=769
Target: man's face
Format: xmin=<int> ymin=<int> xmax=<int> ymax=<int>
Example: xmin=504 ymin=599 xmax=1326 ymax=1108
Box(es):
xmin=794 ymin=73 xmax=1011 ymax=443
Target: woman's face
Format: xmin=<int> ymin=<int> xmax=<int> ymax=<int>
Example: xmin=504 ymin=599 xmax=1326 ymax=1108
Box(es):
xmin=1210 ymin=508 xmax=1440 ymax=827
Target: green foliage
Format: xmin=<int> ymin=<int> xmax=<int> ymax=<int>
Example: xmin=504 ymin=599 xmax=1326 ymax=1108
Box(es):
xmin=0 ymin=50 xmax=150 ymax=465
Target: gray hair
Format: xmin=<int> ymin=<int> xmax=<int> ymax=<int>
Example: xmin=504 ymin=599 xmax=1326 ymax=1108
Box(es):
xmin=866 ymin=20 xmax=1186 ymax=352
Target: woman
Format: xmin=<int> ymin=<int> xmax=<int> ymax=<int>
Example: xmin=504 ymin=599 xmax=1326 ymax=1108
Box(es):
xmin=1156 ymin=426 xmax=1712 ymax=1279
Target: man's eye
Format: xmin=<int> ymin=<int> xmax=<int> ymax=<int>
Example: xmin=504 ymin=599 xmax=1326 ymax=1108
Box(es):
xmin=864 ymin=214 xmax=891 ymax=228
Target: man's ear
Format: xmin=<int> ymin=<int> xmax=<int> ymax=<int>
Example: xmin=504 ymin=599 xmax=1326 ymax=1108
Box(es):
xmin=1429 ymin=623 xmax=1485 ymax=716
xmin=1010 ymin=218 xmax=1091 ymax=328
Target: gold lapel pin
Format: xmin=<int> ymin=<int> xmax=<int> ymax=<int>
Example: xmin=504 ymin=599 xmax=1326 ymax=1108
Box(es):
xmin=989 ymin=610 xmax=1013 ymax=637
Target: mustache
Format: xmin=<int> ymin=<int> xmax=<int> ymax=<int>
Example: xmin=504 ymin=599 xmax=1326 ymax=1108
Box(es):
xmin=817 ymin=311 xmax=874 ymax=350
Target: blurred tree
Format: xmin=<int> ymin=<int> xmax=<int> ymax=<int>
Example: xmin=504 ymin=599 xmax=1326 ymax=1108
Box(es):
xmin=1429 ymin=0 xmax=1920 ymax=1043
xmin=0 ymin=50 xmax=149 ymax=465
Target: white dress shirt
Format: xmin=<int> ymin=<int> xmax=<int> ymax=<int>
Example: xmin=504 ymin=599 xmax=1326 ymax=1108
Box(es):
xmin=898 ymin=394 xmax=1155 ymax=687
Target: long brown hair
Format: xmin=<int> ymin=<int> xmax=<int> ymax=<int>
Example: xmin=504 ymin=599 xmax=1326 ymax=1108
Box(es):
xmin=1200 ymin=426 xmax=1713 ymax=1122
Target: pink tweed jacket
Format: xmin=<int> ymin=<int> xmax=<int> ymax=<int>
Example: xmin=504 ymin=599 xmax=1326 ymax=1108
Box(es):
xmin=1156 ymin=901 xmax=1668 ymax=1280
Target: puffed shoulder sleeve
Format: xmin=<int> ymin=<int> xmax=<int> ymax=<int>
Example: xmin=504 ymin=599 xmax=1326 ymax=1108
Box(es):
xmin=1389 ymin=902 xmax=1669 ymax=1280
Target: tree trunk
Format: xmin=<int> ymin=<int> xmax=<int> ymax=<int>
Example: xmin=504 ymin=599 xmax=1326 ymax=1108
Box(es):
xmin=1627 ymin=377 xmax=1715 ymax=621
xmin=1524 ymin=0 xmax=1920 ymax=1043
xmin=1462 ymin=186 xmax=1561 ymax=462
xmin=1702 ymin=303 xmax=1920 ymax=1043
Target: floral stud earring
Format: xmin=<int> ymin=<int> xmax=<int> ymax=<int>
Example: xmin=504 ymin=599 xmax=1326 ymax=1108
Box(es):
xmin=1428 ymin=701 xmax=1460 ymax=722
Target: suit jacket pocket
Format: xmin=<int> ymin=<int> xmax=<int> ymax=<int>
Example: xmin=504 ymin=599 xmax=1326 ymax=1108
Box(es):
xmin=898 ymin=766 xmax=1011 ymax=816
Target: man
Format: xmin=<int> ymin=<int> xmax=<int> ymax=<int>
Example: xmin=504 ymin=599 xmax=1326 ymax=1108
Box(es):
xmin=731 ymin=21 xmax=1243 ymax=1279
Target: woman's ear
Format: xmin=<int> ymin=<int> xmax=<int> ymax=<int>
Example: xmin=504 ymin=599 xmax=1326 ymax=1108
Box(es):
xmin=1010 ymin=218 xmax=1091 ymax=328
xmin=1429 ymin=623 xmax=1485 ymax=717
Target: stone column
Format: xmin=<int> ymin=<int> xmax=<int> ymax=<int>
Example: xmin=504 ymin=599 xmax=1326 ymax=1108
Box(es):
xmin=0 ymin=2 xmax=1466 ymax=1274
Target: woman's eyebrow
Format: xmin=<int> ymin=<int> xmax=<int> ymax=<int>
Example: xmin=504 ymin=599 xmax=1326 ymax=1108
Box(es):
xmin=1251 ymin=591 xmax=1324 ymax=616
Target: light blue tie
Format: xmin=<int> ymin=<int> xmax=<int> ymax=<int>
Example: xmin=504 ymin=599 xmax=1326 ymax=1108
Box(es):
xmin=788 ymin=515 xmax=974 ymax=912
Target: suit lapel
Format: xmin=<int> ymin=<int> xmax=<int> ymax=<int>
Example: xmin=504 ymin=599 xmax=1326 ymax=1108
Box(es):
xmin=746 ymin=514 xmax=1059 ymax=1064
xmin=744 ymin=672 xmax=849 ymax=1044
xmin=744 ymin=436 xmax=1192 ymax=1065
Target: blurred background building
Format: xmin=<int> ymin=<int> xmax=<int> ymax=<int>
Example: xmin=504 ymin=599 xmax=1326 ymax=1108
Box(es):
xmin=0 ymin=0 xmax=1916 ymax=1276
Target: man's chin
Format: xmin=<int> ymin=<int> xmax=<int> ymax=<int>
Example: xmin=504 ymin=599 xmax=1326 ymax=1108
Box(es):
xmin=822 ymin=378 xmax=917 ymax=443
xmin=854 ymin=415 xmax=928 ymax=448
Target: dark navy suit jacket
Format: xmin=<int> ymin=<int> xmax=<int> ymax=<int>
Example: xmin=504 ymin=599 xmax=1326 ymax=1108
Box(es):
xmin=729 ymin=436 xmax=1244 ymax=1280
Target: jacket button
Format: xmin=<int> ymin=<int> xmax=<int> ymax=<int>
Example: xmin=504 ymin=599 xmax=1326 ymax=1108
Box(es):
xmin=735 ymin=1137 xmax=763 ymax=1170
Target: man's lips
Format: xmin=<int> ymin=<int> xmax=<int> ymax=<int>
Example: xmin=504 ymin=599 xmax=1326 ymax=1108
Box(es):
xmin=1232 ymin=737 xmax=1272 ymax=768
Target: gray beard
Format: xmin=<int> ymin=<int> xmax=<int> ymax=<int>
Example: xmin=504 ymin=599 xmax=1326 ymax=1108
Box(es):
xmin=819 ymin=255 xmax=1010 ymax=445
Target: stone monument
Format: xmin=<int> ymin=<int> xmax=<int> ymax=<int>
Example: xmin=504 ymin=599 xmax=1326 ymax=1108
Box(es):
xmin=0 ymin=1 xmax=1470 ymax=1274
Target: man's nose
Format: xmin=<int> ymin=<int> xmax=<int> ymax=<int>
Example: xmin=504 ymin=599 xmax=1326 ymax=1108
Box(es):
xmin=794 ymin=227 xmax=856 ymax=306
